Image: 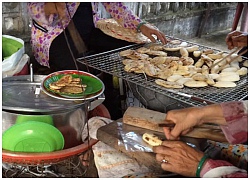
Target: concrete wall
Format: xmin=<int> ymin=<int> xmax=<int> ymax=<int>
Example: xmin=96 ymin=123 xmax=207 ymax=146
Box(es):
xmin=2 ymin=2 xmax=238 ymax=56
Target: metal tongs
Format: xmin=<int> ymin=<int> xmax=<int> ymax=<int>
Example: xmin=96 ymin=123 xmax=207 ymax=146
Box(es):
xmin=210 ymin=47 xmax=248 ymax=70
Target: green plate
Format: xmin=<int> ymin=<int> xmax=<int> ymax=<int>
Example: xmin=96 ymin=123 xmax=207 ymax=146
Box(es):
xmin=41 ymin=70 xmax=103 ymax=99
xmin=16 ymin=115 xmax=54 ymax=125
xmin=2 ymin=121 xmax=64 ymax=153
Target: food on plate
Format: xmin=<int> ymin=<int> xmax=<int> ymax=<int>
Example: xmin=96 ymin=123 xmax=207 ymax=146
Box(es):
xmin=142 ymin=133 xmax=163 ymax=146
xmin=55 ymin=75 xmax=73 ymax=86
xmin=49 ymin=75 xmax=87 ymax=94
xmin=60 ymin=86 xmax=85 ymax=94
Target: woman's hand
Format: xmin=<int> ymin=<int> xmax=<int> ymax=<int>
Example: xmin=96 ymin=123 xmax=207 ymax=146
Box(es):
xmin=153 ymin=141 xmax=204 ymax=177
xmin=139 ymin=24 xmax=168 ymax=44
xmin=163 ymin=107 xmax=204 ymax=140
xmin=225 ymin=30 xmax=248 ymax=50
xmin=163 ymin=104 xmax=226 ymax=140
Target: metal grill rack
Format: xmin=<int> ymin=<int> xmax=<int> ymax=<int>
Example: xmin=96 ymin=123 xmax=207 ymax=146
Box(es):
xmin=77 ymin=37 xmax=248 ymax=111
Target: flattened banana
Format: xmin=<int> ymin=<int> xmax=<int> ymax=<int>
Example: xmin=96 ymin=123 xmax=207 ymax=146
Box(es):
xmin=213 ymin=81 xmax=236 ymax=88
xmin=208 ymin=73 xmax=220 ymax=79
xmin=176 ymin=77 xmax=193 ymax=85
xmin=186 ymin=45 xmax=199 ymax=52
xmin=192 ymin=73 xmax=207 ymax=81
xmin=155 ymin=79 xmax=184 ymax=89
xmin=194 ymin=59 xmax=204 ymax=68
xmin=167 ymin=74 xmax=183 ymax=82
xmin=201 ymin=65 xmax=209 ymax=75
xmin=216 ymin=74 xmax=240 ymax=82
xmin=221 ymin=67 xmax=238 ymax=72
xmin=236 ymin=67 xmax=248 ymax=76
xmin=193 ymin=50 xmax=202 ymax=57
xmin=184 ymin=80 xmax=208 ymax=87
xmin=180 ymin=47 xmax=189 ymax=57
xmin=207 ymin=53 xmax=222 ymax=60
xmin=243 ymin=60 xmax=248 ymax=67
xmin=163 ymin=47 xmax=181 ymax=52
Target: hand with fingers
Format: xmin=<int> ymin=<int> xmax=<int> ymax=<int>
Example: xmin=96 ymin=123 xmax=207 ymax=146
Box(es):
xmin=153 ymin=141 xmax=205 ymax=177
xmin=225 ymin=30 xmax=248 ymax=50
xmin=163 ymin=104 xmax=226 ymax=140
xmin=139 ymin=23 xmax=168 ymax=44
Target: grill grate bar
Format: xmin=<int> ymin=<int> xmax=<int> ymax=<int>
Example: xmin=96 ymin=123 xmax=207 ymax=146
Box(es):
xmin=77 ymin=37 xmax=248 ymax=107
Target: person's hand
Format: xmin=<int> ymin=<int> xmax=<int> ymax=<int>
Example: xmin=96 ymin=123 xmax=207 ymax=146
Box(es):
xmin=44 ymin=2 xmax=67 ymax=22
xmin=163 ymin=104 xmax=226 ymax=140
xmin=139 ymin=24 xmax=168 ymax=44
xmin=225 ymin=30 xmax=248 ymax=50
xmin=153 ymin=141 xmax=205 ymax=177
xmin=163 ymin=107 xmax=204 ymax=140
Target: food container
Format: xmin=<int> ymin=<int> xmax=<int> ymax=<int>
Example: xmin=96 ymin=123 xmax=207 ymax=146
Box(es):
xmin=2 ymin=74 xmax=105 ymax=150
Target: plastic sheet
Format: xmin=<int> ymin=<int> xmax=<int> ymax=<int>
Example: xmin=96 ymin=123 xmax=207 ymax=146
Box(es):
xmin=117 ymin=122 xmax=201 ymax=152
xmin=117 ymin=122 xmax=154 ymax=152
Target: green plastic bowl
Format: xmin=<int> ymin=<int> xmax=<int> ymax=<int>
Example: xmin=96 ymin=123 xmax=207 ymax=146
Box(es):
xmin=16 ymin=115 xmax=54 ymax=125
xmin=2 ymin=121 xmax=64 ymax=153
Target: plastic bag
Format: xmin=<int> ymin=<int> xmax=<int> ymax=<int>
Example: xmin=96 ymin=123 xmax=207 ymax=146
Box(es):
xmin=2 ymin=35 xmax=25 ymax=72
xmin=2 ymin=54 xmax=29 ymax=78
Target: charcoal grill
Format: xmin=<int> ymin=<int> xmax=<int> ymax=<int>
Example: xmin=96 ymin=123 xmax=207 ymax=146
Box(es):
xmin=77 ymin=36 xmax=248 ymax=112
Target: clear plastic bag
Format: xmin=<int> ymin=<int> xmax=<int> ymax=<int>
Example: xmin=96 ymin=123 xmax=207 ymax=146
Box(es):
xmin=117 ymin=122 xmax=153 ymax=152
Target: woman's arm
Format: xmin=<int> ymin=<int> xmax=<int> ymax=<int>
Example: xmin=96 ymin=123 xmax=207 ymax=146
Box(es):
xmin=164 ymin=100 xmax=248 ymax=144
xmin=153 ymin=141 xmax=248 ymax=178
xmin=101 ymin=2 xmax=167 ymax=44
xmin=219 ymin=100 xmax=248 ymax=144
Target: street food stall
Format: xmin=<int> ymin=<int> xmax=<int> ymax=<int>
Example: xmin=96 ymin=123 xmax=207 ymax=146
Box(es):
xmin=77 ymin=36 xmax=248 ymax=177
xmin=2 ymin=36 xmax=248 ymax=177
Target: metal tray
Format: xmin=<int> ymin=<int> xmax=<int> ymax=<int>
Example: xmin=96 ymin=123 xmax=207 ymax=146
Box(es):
xmin=77 ymin=37 xmax=248 ymax=111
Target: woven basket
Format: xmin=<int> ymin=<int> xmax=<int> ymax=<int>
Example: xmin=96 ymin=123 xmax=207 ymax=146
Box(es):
xmin=96 ymin=18 xmax=151 ymax=44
